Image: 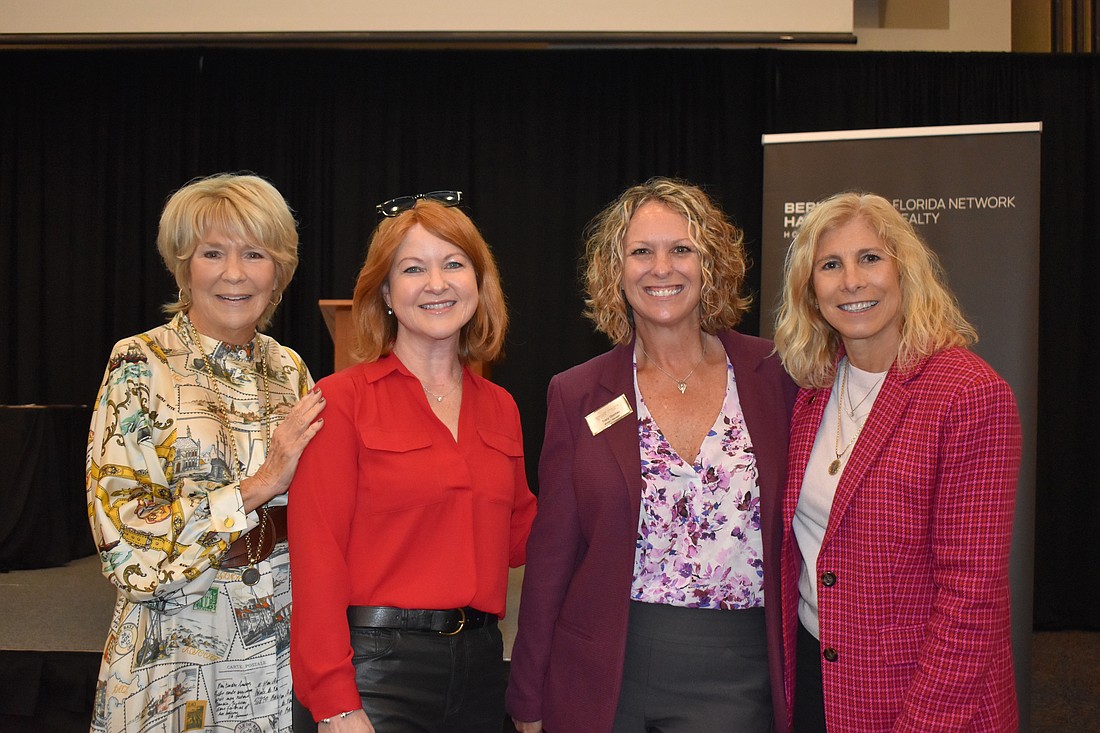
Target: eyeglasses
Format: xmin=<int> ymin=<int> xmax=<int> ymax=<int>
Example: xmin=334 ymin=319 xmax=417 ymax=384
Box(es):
xmin=376 ymin=190 xmax=463 ymax=217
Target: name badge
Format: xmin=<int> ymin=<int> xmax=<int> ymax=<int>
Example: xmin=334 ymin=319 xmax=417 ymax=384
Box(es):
xmin=585 ymin=394 xmax=633 ymax=436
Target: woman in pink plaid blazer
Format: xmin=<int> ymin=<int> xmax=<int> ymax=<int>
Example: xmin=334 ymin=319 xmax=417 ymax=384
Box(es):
xmin=772 ymin=192 xmax=1021 ymax=732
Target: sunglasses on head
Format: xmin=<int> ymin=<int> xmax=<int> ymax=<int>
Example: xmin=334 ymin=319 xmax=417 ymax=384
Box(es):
xmin=376 ymin=190 xmax=463 ymax=218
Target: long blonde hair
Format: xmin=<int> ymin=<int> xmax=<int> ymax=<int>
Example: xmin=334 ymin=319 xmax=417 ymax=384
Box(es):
xmin=773 ymin=192 xmax=976 ymax=388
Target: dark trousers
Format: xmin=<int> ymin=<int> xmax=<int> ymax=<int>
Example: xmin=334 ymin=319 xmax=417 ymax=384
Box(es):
xmin=294 ymin=692 xmax=318 ymax=732
xmin=793 ymin=622 xmax=828 ymax=733
xmin=348 ymin=619 xmax=506 ymax=733
xmin=611 ymin=601 xmax=772 ymax=733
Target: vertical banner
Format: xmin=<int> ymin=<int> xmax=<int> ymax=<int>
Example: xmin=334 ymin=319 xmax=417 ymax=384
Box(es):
xmin=760 ymin=122 xmax=1040 ymax=725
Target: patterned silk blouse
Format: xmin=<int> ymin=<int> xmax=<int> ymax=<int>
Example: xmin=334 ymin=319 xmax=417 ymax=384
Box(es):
xmin=86 ymin=313 xmax=312 ymax=733
xmin=630 ymin=358 xmax=765 ymax=610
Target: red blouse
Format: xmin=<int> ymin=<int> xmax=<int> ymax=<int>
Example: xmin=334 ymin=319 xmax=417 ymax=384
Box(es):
xmin=288 ymin=353 xmax=537 ymax=721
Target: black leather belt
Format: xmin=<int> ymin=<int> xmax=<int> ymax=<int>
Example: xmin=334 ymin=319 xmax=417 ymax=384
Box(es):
xmin=347 ymin=605 xmax=494 ymax=636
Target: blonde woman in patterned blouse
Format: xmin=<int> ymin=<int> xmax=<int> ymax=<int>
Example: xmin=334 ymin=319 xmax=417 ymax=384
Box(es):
xmin=507 ymin=178 xmax=797 ymax=733
xmin=86 ymin=173 xmax=325 ymax=733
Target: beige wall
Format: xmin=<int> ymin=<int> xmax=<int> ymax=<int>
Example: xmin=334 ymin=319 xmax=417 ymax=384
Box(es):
xmin=0 ymin=0 xmax=852 ymax=34
xmin=850 ymin=0 xmax=1012 ymax=51
xmin=0 ymin=0 xmax=1036 ymax=52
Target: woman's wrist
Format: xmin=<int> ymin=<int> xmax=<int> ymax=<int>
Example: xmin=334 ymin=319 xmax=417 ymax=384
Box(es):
xmin=320 ymin=709 xmax=358 ymax=724
xmin=238 ymin=474 xmax=277 ymax=513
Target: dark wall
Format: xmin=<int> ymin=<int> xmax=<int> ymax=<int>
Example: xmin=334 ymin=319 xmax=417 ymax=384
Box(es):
xmin=1 ymin=47 xmax=1096 ymax=629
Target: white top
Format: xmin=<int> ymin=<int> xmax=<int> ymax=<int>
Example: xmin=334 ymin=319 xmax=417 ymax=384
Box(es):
xmin=793 ymin=358 xmax=887 ymax=638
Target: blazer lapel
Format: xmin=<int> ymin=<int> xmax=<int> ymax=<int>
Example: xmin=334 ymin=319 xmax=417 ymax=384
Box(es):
xmin=722 ymin=331 xmax=780 ymax=510
xmin=596 ymin=342 xmax=646 ymax=518
xmin=787 ymin=387 xmax=829 ymax=526
xmin=723 ymin=331 xmax=767 ymax=441
xmin=822 ymin=362 xmax=916 ymax=546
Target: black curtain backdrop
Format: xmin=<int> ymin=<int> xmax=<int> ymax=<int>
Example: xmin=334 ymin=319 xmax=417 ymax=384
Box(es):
xmin=1 ymin=48 xmax=1095 ymax=630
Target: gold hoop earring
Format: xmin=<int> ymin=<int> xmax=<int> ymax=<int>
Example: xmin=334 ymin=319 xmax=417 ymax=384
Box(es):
xmin=271 ymin=292 xmax=283 ymax=307
xmin=178 ymin=288 xmax=191 ymax=306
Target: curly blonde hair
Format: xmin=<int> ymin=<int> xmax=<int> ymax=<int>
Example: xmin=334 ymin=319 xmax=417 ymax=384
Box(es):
xmin=773 ymin=191 xmax=977 ymax=388
xmin=351 ymin=200 xmax=507 ymax=365
xmin=583 ymin=177 xmax=751 ymax=345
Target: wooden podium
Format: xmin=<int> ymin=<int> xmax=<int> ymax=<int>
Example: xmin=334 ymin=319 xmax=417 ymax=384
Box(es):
xmin=318 ymin=299 xmax=356 ymax=372
xmin=319 ymin=299 xmax=486 ymax=377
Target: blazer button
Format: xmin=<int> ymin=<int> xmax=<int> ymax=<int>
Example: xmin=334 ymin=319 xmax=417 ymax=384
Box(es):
xmin=823 ymin=647 xmax=839 ymax=662
xmin=821 ymin=571 xmax=837 ymax=587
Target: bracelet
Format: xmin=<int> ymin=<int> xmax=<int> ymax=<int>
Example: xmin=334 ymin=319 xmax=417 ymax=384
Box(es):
xmin=320 ymin=710 xmax=357 ymax=724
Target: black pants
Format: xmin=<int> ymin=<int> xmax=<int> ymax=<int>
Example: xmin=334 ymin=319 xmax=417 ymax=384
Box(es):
xmin=793 ymin=622 xmax=828 ymax=733
xmin=348 ymin=619 xmax=506 ymax=733
xmin=294 ymin=692 xmax=318 ymax=732
xmin=611 ymin=602 xmax=772 ymax=733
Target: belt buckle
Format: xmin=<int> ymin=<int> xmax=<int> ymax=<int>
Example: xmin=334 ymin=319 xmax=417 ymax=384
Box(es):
xmin=439 ymin=607 xmax=466 ymax=636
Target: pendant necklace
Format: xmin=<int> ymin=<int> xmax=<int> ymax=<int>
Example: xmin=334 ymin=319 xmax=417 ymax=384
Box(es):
xmin=422 ymin=372 xmax=462 ymax=403
xmin=639 ymin=335 xmax=707 ymax=395
xmin=829 ymin=359 xmax=866 ymax=477
xmin=186 ymin=317 xmax=271 ymax=586
xmin=845 ymin=363 xmax=887 ymax=421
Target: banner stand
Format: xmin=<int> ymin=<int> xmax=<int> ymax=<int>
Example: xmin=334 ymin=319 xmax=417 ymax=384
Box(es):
xmin=761 ymin=122 xmax=1041 ymax=728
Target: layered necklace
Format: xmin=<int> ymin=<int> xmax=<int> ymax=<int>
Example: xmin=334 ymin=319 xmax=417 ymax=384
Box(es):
xmin=639 ymin=335 xmax=707 ymax=395
xmin=828 ymin=359 xmax=884 ymax=477
xmin=845 ymin=359 xmax=887 ymax=421
xmin=185 ymin=316 xmax=271 ymax=586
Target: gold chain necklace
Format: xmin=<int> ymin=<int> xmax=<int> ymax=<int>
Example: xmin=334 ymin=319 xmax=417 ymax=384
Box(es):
xmin=829 ymin=360 xmax=867 ymax=477
xmin=639 ymin=335 xmax=707 ymax=395
xmin=185 ymin=316 xmax=271 ymax=586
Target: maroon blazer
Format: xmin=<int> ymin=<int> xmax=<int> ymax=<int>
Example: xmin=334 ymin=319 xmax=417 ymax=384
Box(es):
xmin=779 ymin=347 xmax=1021 ymax=732
xmin=506 ymin=330 xmax=797 ymax=733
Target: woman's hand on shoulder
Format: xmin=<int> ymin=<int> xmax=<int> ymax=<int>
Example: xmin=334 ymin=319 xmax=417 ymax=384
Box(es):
xmin=512 ymin=718 xmax=544 ymax=733
xmin=240 ymin=387 xmax=325 ymax=511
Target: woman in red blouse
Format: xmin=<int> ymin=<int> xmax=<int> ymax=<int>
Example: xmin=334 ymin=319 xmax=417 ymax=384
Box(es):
xmin=773 ymin=192 xmax=1021 ymax=732
xmin=289 ymin=192 xmax=537 ymax=733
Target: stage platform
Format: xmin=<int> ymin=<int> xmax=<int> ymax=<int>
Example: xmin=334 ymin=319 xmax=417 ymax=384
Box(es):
xmin=2 ymin=556 xmax=1095 ymax=733
xmin=0 ymin=557 xmax=525 ymax=732
xmin=0 ymin=554 xmax=110 ymax=731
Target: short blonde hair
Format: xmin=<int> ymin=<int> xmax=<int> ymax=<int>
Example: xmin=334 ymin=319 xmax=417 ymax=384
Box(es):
xmin=773 ymin=191 xmax=977 ymax=388
xmin=583 ymin=177 xmax=751 ymax=345
xmin=351 ymin=200 xmax=507 ymax=364
xmin=157 ymin=172 xmax=299 ymax=330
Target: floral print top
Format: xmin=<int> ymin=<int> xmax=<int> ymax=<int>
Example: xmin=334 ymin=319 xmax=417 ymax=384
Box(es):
xmin=630 ymin=357 xmax=765 ymax=610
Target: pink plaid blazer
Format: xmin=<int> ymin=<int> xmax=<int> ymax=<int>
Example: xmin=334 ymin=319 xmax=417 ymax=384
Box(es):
xmin=780 ymin=347 xmax=1021 ymax=732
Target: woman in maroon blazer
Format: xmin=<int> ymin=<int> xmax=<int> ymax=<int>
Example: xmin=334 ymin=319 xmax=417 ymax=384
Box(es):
xmin=507 ymin=178 xmax=796 ymax=733
xmin=773 ymin=192 xmax=1021 ymax=732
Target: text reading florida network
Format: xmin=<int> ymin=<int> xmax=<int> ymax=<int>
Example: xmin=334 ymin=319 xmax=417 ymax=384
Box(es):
xmin=780 ymin=195 xmax=1018 ymax=237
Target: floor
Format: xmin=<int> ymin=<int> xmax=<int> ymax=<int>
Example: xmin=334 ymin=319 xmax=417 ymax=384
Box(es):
xmin=1 ymin=557 xmax=1097 ymax=731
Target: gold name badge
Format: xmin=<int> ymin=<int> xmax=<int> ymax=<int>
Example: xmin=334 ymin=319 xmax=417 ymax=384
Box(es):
xmin=585 ymin=394 xmax=634 ymax=436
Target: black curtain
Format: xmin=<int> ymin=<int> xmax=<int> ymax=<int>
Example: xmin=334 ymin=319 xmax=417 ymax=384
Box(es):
xmin=1 ymin=48 xmax=1096 ymax=629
